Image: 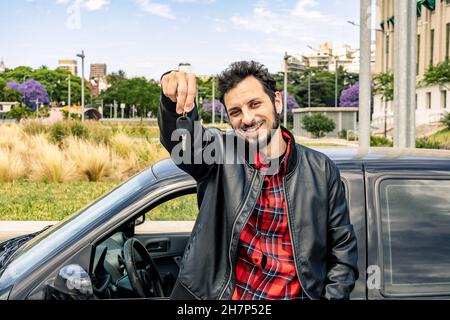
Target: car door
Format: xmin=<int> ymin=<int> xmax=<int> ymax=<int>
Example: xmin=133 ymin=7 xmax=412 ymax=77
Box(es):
xmin=365 ymin=160 xmax=450 ymax=299
xmin=337 ymin=161 xmax=366 ymax=300
xmin=134 ymin=189 xmax=197 ymax=295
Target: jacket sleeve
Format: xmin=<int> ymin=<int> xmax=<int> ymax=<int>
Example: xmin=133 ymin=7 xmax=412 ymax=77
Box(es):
xmin=157 ymin=85 xmax=220 ymax=181
xmin=322 ymin=158 xmax=359 ymax=300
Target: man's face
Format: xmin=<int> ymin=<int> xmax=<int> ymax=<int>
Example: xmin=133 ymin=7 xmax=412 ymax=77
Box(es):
xmin=224 ymin=76 xmax=282 ymax=146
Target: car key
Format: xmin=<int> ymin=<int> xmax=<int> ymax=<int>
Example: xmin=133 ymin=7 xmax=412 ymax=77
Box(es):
xmin=176 ymin=111 xmax=193 ymax=152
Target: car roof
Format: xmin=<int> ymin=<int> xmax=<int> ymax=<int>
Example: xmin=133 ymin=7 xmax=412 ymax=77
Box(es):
xmin=150 ymin=147 xmax=450 ymax=179
xmin=310 ymin=147 xmax=450 ymax=161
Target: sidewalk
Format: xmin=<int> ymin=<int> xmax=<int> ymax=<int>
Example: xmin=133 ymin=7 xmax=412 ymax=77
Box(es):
xmin=295 ymin=136 xmax=359 ymax=147
xmin=0 ymin=221 xmax=195 ymax=243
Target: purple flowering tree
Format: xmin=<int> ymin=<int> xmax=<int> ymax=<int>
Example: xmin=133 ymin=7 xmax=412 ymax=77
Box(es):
xmin=202 ymin=99 xmax=225 ymax=113
xmin=280 ymin=91 xmax=300 ymax=113
xmin=7 ymin=79 xmax=49 ymax=111
xmin=339 ymin=82 xmax=359 ymax=107
xmin=201 ymin=99 xmax=228 ymax=121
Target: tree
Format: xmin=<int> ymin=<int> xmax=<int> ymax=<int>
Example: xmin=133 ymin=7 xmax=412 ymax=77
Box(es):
xmin=423 ymin=61 xmax=450 ymax=89
xmin=201 ymin=99 xmax=226 ymax=122
xmin=302 ymin=113 xmax=336 ymax=138
xmin=339 ymin=82 xmax=359 ymax=107
xmin=7 ymin=80 xmax=49 ymax=111
xmin=273 ymin=67 xmax=358 ymax=108
xmin=373 ymin=72 xmax=394 ymax=102
xmin=99 ymin=75 xmax=160 ymax=119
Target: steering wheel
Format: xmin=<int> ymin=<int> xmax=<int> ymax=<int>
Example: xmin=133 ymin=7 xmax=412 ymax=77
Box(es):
xmin=123 ymin=238 xmax=164 ymax=298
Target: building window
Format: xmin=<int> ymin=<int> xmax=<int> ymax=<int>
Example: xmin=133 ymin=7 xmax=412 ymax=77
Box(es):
xmin=417 ymin=34 xmax=421 ymax=75
xmin=442 ymin=90 xmax=448 ymax=109
xmin=379 ymin=179 xmax=450 ymax=296
xmin=430 ymin=29 xmax=435 ymax=66
xmin=427 ymin=92 xmax=432 ymax=109
xmin=446 ymin=23 xmax=450 ymax=62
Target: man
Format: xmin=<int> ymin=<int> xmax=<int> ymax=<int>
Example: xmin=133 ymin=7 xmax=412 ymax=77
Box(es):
xmin=158 ymin=61 xmax=358 ymax=300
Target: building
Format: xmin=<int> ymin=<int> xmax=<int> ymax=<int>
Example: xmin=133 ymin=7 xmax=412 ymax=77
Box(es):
xmin=293 ymin=107 xmax=359 ymax=138
xmin=287 ymin=42 xmax=374 ymax=74
xmin=58 ymin=59 xmax=78 ymax=76
xmin=0 ymin=58 xmax=5 ymax=73
xmin=373 ymin=0 xmax=450 ymax=131
xmin=89 ymin=63 xmax=108 ymax=98
xmin=90 ymin=63 xmax=107 ymax=79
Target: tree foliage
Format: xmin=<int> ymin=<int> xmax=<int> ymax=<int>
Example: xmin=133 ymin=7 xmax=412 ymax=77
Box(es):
xmin=273 ymin=67 xmax=358 ymax=108
xmin=0 ymin=66 xmax=90 ymax=105
xmin=373 ymin=72 xmax=394 ymax=102
xmin=339 ymin=82 xmax=359 ymax=107
xmin=7 ymin=80 xmax=49 ymax=110
xmin=423 ymin=61 xmax=450 ymax=88
xmin=99 ymin=75 xmax=160 ymax=118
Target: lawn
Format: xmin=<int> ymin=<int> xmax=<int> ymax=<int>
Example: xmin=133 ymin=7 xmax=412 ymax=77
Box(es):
xmin=0 ymin=180 xmax=199 ymax=221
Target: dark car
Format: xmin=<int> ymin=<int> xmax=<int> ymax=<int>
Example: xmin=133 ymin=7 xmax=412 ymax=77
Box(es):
xmin=1 ymin=147 xmax=450 ymax=300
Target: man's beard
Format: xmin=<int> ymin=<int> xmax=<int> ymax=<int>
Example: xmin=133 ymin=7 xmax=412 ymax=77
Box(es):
xmin=237 ymin=107 xmax=280 ymax=146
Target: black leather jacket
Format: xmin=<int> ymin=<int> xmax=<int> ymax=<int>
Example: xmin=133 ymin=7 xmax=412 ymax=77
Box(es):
xmin=158 ymin=94 xmax=359 ymax=300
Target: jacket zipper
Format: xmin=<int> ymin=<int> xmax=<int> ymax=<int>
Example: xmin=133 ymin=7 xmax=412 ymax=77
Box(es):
xmin=218 ymin=170 xmax=260 ymax=300
xmin=283 ymin=177 xmax=313 ymax=300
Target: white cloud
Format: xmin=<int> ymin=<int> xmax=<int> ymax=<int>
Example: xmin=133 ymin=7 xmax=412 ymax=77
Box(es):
xmin=170 ymin=0 xmax=215 ymax=3
xmin=55 ymin=0 xmax=109 ymax=11
xmin=134 ymin=0 xmax=176 ymax=20
xmin=84 ymin=0 xmax=109 ymax=11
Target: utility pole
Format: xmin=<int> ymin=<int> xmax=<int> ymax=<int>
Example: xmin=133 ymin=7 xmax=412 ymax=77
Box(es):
xmin=283 ymin=52 xmax=288 ymax=128
xmin=394 ymin=0 xmax=416 ymax=148
xmin=383 ymin=31 xmax=390 ymax=139
xmin=212 ymin=76 xmax=215 ymax=125
xmin=67 ymin=75 xmax=71 ymax=120
xmin=76 ymin=50 xmax=86 ymax=122
xmin=359 ymin=0 xmax=372 ymax=149
xmin=308 ymin=71 xmax=311 ymax=108
xmin=335 ymin=58 xmax=339 ymax=107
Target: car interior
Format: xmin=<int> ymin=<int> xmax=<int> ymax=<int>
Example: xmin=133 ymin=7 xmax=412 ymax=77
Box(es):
xmin=88 ymin=192 xmax=196 ymax=300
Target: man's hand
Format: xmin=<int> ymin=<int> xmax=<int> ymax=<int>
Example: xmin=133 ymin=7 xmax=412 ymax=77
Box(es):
xmin=161 ymin=71 xmax=197 ymax=115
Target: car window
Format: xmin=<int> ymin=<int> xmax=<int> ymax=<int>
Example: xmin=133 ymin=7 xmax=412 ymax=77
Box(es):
xmin=379 ymin=179 xmax=450 ymax=296
xmin=145 ymin=194 xmax=198 ymax=221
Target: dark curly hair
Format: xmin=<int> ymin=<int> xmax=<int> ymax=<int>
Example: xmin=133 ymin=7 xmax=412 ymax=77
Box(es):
xmin=218 ymin=61 xmax=278 ymax=108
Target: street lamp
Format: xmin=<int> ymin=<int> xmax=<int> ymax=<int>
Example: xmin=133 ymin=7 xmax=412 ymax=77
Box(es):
xmin=307 ymin=45 xmax=340 ymax=108
xmin=76 ymin=50 xmax=85 ymax=122
xmin=283 ymin=52 xmax=304 ymax=128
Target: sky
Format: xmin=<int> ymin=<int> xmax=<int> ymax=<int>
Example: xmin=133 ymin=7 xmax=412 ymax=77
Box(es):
xmin=0 ymin=0 xmax=366 ymax=80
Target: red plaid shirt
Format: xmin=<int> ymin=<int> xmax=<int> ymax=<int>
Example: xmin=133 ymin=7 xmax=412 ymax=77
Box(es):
xmin=232 ymin=130 xmax=306 ymax=300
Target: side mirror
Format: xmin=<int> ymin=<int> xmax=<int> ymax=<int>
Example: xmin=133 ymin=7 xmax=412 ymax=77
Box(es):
xmin=135 ymin=214 xmax=145 ymax=227
xmin=45 ymin=264 xmax=94 ymax=300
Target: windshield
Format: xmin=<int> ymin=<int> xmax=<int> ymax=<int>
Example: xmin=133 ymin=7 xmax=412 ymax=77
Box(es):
xmin=0 ymin=168 xmax=155 ymax=290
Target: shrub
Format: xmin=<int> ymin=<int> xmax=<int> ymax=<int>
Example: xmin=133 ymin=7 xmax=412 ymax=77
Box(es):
xmin=49 ymin=122 xmax=70 ymax=145
xmin=5 ymin=105 xmax=32 ymax=121
xmin=416 ymin=137 xmax=445 ymax=149
xmin=370 ymin=135 xmax=393 ymax=147
xmin=0 ymin=148 xmax=26 ymax=182
xmin=441 ymin=112 xmax=450 ymax=130
xmin=302 ymin=113 xmax=336 ymax=138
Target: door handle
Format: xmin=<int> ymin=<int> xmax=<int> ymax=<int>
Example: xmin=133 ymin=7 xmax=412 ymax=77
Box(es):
xmin=146 ymin=238 xmax=170 ymax=252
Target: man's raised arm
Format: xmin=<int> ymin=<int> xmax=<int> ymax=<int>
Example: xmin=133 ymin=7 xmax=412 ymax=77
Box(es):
xmin=157 ymin=71 xmax=219 ymax=181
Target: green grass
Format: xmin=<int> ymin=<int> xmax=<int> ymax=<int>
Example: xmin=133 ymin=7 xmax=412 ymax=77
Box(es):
xmin=417 ymin=128 xmax=450 ymax=149
xmin=147 ymin=194 xmax=198 ymax=221
xmin=0 ymin=181 xmax=121 ymax=221
xmin=0 ymin=181 xmax=199 ymax=221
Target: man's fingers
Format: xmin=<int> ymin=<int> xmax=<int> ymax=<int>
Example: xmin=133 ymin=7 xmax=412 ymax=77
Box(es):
xmin=165 ymin=75 xmax=179 ymax=103
xmin=176 ymin=72 xmax=188 ymax=115
xmin=183 ymin=73 xmax=197 ymax=113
